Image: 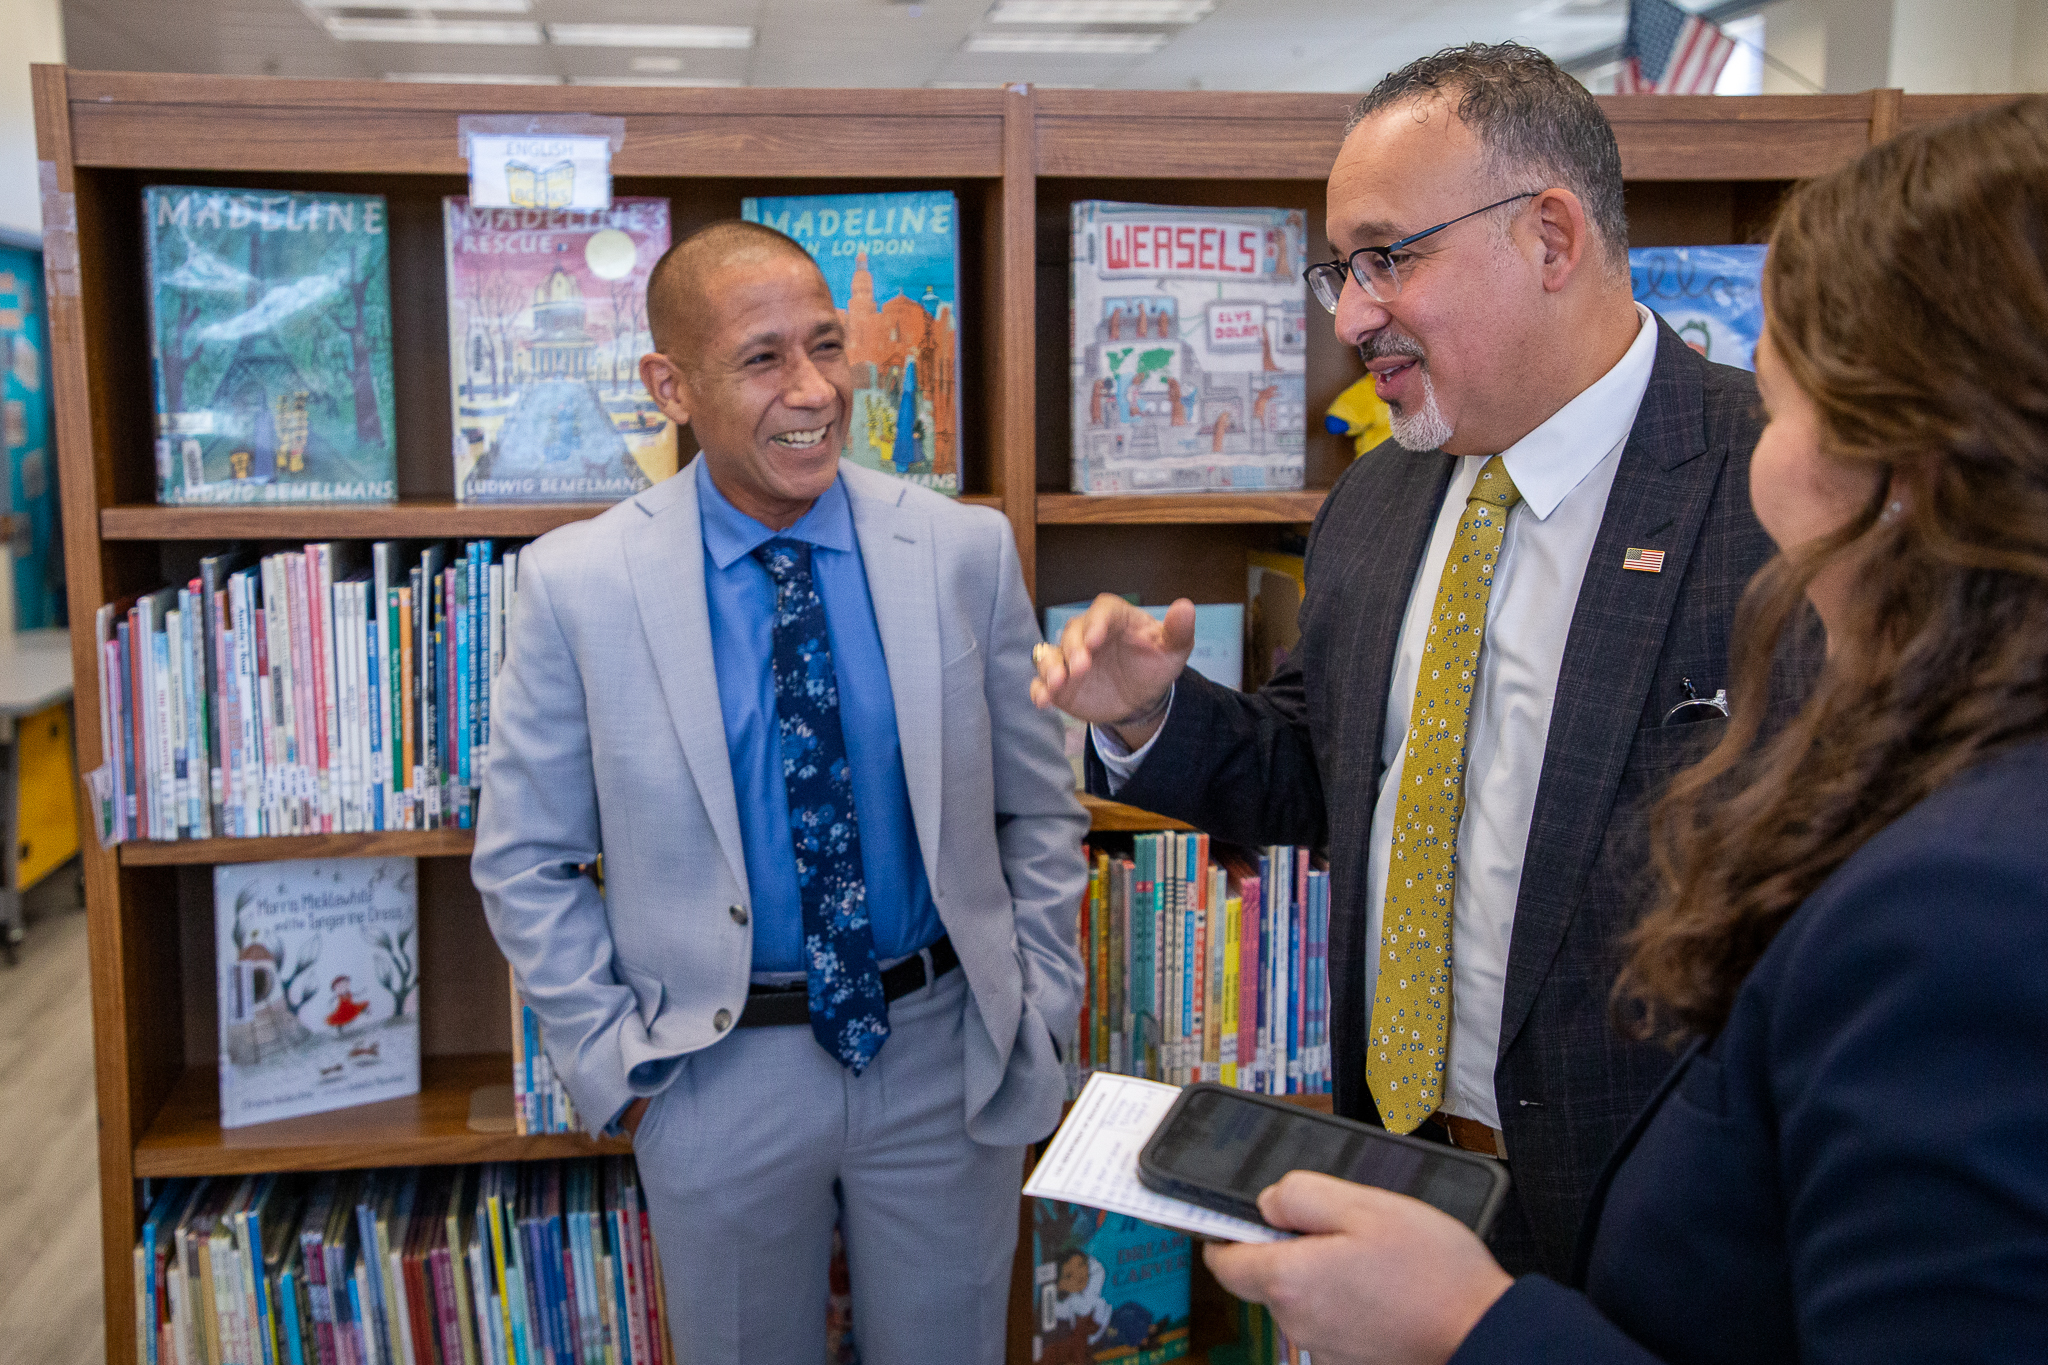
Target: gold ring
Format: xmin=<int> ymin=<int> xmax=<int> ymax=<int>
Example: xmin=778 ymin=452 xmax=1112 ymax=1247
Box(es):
xmin=1032 ymin=642 xmax=1051 ymax=663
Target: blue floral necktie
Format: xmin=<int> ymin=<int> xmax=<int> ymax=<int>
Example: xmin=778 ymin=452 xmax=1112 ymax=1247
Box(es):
xmin=753 ymin=538 xmax=891 ymax=1073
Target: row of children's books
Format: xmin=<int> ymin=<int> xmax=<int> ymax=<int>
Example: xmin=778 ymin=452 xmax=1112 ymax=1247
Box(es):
xmin=1071 ymin=832 xmax=1331 ymax=1096
xmin=91 ymin=540 xmax=520 ymax=844
xmin=134 ymin=1160 xmax=671 ymax=1365
xmin=511 ymin=969 xmax=582 ymax=1138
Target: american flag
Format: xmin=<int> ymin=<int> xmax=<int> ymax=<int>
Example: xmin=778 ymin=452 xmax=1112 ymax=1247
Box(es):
xmin=1618 ymin=0 xmax=1738 ymax=95
xmin=1623 ymin=546 xmax=1667 ymax=573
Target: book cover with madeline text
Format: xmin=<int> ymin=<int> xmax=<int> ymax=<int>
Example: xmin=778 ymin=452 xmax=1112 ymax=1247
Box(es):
xmin=444 ymin=197 xmax=676 ymax=503
xmin=741 ymin=190 xmax=961 ymax=494
xmin=144 ymin=186 xmax=397 ymax=504
xmin=1630 ymin=244 xmax=1766 ymax=371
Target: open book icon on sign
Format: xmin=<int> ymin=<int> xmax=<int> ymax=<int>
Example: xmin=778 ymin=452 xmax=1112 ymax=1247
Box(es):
xmin=508 ymin=159 xmax=577 ymax=210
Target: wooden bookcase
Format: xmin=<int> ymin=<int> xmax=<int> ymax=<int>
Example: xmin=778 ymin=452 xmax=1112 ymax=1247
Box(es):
xmin=38 ymin=67 xmax=2004 ymax=1362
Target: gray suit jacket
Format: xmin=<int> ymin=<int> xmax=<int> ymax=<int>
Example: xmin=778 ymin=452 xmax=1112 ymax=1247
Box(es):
xmin=475 ymin=458 xmax=1089 ymax=1147
xmin=1097 ymin=321 xmax=1818 ymax=1275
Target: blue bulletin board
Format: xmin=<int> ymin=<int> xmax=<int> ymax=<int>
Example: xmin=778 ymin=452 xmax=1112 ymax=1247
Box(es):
xmin=0 ymin=238 xmax=61 ymax=630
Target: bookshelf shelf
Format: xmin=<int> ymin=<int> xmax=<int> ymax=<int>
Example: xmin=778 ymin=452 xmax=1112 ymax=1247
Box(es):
xmin=101 ymin=494 xmax=1006 ymax=540
xmin=133 ymin=1052 xmax=629 ymax=1178
xmin=45 ymin=66 xmax=1993 ymax=1363
xmin=1036 ymin=492 xmax=1325 ymax=526
xmin=117 ymin=827 xmax=475 ymax=866
xmin=1078 ymin=793 xmax=1195 ymax=833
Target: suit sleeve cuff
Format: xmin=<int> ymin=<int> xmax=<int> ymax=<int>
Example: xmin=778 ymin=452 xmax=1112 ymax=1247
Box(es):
xmin=1449 ymin=1277 xmax=1666 ymax=1365
xmin=1089 ymin=686 xmax=1175 ymax=794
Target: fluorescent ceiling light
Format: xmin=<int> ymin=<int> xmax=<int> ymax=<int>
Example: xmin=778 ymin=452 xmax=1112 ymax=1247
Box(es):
xmin=927 ymin=79 xmax=1098 ymax=88
xmin=326 ymin=17 xmax=542 ymax=43
xmin=544 ymin=23 xmax=755 ymax=48
xmin=629 ymin=54 xmax=684 ymax=72
xmin=987 ymin=0 xmax=1215 ymax=22
xmin=383 ymin=71 xmax=563 ymax=83
xmin=963 ymin=31 xmax=1168 ymax=53
xmin=569 ymin=76 xmax=746 ymax=87
xmin=306 ymin=0 xmax=530 ymax=10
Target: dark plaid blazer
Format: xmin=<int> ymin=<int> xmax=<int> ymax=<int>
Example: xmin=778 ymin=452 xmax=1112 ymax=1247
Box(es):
xmin=1095 ymin=319 xmax=1819 ymax=1277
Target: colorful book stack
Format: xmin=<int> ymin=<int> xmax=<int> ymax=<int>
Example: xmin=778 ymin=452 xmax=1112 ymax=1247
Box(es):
xmin=133 ymin=1160 xmax=673 ymax=1365
xmin=1070 ymin=833 xmax=1331 ymax=1097
xmin=92 ymin=540 xmax=521 ymax=843
xmin=510 ymin=967 xmax=582 ymax=1137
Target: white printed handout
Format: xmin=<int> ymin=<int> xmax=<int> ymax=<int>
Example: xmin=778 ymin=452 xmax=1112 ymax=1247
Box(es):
xmin=1024 ymin=1072 xmax=1289 ymax=1244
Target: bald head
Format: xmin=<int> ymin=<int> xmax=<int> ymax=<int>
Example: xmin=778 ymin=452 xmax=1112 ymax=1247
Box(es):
xmin=647 ymin=219 xmax=822 ymax=361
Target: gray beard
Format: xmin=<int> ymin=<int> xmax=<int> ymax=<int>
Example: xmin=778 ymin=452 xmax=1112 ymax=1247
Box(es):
xmin=1388 ymin=366 xmax=1454 ymax=451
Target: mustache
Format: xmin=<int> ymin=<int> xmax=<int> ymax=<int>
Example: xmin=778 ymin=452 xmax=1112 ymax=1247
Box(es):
xmin=1358 ymin=332 xmax=1425 ymax=365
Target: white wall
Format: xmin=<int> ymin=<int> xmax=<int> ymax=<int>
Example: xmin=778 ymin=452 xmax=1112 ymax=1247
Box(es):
xmin=0 ymin=0 xmax=64 ymax=240
xmin=1756 ymin=0 xmax=2048 ymax=92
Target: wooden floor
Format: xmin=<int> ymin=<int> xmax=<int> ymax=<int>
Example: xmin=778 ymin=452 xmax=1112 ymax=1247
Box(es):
xmin=0 ymin=896 xmax=106 ymax=1365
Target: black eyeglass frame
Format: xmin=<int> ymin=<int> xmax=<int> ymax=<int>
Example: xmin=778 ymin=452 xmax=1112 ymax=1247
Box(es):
xmin=1304 ymin=190 xmax=1543 ymax=311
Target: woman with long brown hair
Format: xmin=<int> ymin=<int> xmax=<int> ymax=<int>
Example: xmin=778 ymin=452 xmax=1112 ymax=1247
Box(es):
xmin=1203 ymin=94 xmax=2048 ymax=1365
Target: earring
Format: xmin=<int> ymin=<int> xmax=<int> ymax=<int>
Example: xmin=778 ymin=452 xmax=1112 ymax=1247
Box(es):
xmin=1880 ymin=500 xmax=1903 ymax=524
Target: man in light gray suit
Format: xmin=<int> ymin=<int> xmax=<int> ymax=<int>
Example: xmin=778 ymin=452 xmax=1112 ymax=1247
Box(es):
xmin=474 ymin=220 xmax=1086 ymax=1364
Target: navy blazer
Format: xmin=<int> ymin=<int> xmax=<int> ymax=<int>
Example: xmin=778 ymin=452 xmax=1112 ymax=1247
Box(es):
xmin=1096 ymin=319 xmax=1818 ymax=1274
xmin=1451 ymin=738 xmax=2048 ymax=1364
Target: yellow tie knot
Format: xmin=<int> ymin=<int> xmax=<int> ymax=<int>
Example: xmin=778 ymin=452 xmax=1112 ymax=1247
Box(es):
xmin=1470 ymin=455 xmax=1523 ymax=512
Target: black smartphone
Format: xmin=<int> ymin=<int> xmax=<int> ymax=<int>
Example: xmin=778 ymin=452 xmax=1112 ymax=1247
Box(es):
xmin=1137 ymin=1083 xmax=1512 ymax=1237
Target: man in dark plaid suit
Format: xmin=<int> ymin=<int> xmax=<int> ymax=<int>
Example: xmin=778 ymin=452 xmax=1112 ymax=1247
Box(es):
xmin=1031 ymin=43 xmax=1815 ymax=1277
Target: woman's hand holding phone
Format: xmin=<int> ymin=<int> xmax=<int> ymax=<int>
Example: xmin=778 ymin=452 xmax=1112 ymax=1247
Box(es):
xmin=1203 ymin=1171 xmax=1513 ymax=1365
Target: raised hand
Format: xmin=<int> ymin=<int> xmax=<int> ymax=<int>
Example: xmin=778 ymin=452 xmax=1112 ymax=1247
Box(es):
xmin=1030 ymin=594 xmax=1195 ymax=749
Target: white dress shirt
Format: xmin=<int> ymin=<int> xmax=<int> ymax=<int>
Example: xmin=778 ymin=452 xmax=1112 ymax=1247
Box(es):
xmin=1100 ymin=303 xmax=1659 ymax=1130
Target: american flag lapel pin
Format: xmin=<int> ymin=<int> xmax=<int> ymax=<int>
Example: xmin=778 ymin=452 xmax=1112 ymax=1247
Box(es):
xmin=1622 ymin=547 xmax=1666 ymax=573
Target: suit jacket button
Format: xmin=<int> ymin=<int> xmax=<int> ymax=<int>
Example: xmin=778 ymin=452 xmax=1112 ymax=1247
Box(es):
xmin=714 ymin=1008 xmax=732 ymax=1031
xmin=729 ymin=904 xmax=748 ymax=925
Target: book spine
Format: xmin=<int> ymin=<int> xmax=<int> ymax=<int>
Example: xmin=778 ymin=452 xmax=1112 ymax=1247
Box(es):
xmin=314 ymin=547 xmax=341 ymax=833
xmin=165 ymin=606 xmax=189 ymax=838
xmin=151 ymin=619 xmax=176 ymax=840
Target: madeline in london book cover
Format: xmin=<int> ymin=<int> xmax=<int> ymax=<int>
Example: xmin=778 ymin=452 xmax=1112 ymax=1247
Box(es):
xmin=443 ymin=197 xmax=677 ymax=503
xmin=1629 ymin=243 xmax=1766 ymax=372
xmin=740 ymin=190 xmax=962 ymax=495
xmin=214 ymin=856 xmax=420 ymax=1128
xmin=143 ymin=186 xmax=398 ymax=505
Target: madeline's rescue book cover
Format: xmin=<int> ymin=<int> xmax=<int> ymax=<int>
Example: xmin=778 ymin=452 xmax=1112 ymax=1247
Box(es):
xmin=214 ymin=856 xmax=419 ymax=1128
xmin=143 ymin=186 xmax=398 ymax=505
xmin=443 ymin=196 xmax=677 ymax=503
xmin=1071 ymin=201 xmax=1308 ymax=495
xmin=740 ymin=190 xmax=962 ymax=495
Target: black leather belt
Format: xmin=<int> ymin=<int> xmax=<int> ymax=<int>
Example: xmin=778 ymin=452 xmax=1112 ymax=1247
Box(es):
xmin=735 ymin=935 xmax=959 ymax=1029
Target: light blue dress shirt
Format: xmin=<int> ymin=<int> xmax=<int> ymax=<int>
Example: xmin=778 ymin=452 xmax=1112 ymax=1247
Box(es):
xmin=695 ymin=458 xmax=943 ymax=972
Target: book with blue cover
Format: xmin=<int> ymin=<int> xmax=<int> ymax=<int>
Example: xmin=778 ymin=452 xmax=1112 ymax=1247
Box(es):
xmin=1071 ymin=201 xmax=1309 ymax=493
xmin=1630 ymin=244 xmax=1766 ymax=372
xmin=1033 ymin=1201 xmax=1191 ymax=1365
xmin=0 ymin=242 xmax=60 ymax=628
xmin=740 ymin=190 xmax=962 ymax=495
xmin=144 ymin=186 xmax=398 ymax=504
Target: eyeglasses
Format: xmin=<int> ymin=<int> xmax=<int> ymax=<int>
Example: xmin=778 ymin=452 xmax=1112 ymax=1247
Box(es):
xmin=1303 ymin=191 xmax=1541 ymax=312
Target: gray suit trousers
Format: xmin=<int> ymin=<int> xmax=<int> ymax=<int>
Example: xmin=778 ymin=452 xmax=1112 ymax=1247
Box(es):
xmin=631 ymin=967 xmax=1023 ymax=1365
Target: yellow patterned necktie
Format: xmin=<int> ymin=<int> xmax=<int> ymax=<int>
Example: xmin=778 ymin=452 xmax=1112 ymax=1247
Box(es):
xmin=1368 ymin=455 xmax=1522 ymax=1133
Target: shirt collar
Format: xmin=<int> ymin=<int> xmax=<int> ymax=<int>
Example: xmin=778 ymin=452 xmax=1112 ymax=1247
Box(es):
xmin=695 ymin=456 xmax=857 ymax=570
xmin=1499 ymin=302 xmax=1659 ymax=520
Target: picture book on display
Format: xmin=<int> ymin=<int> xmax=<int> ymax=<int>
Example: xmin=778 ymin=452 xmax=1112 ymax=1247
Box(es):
xmin=144 ymin=186 xmax=397 ymax=504
xmin=1630 ymin=244 xmax=1766 ymax=371
xmin=1032 ymin=1199 xmax=1191 ymax=1365
xmin=1070 ymin=201 xmax=1309 ymax=494
xmin=0 ymin=242 xmax=61 ymax=630
xmin=444 ymin=198 xmax=678 ymax=503
xmin=214 ymin=857 xmax=419 ymax=1128
xmin=741 ymin=191 xmax=962 ymax=495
